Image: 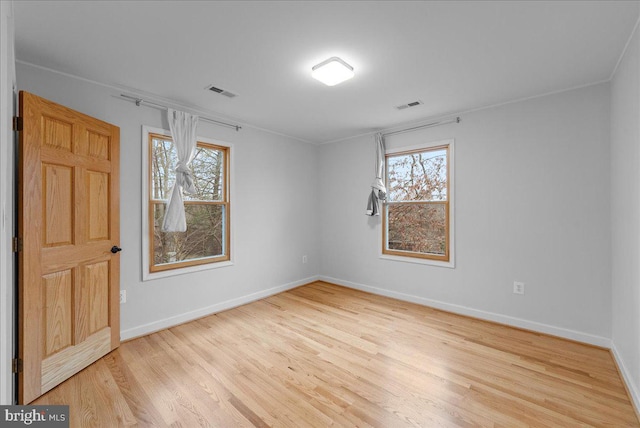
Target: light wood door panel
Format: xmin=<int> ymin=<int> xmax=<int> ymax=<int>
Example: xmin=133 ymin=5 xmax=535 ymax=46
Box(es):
xmin=42 ymin=115 xmax=72 ymax=151
xmin=43 ymin=270 xmax=73 ymax=356
xmin=43 ymin=164 xmax=74 ymax=246
xmin=85 ymin=261 xmax=110 ymax=335
xmin=87 ymin=171 xmax=109 ymax=241
xmin=18 ymin=91 xmax=120 ymax=404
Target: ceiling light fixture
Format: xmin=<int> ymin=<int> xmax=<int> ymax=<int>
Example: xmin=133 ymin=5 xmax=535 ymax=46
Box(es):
xmin=311 ymin=57 xmax=355 ymax=86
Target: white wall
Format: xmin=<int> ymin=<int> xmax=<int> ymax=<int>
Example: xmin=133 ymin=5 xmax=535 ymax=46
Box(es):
xmin=16 ymin=62 xmax=320 ymax=340
xmin=611 ymin=19 xmax=640 ymax=410
xmin=319 ymin=83 xmax=612 ymax=346
xmin=0 ymin=0 xmax=16 ymax=405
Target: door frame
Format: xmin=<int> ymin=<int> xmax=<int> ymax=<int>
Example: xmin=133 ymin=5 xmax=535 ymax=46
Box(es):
xmin=0 ymin=0 xmax=17 ymax=406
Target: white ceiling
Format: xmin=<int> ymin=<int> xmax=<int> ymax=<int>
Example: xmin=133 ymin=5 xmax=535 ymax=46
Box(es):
xmin=13 ymin=1 xmax=640 ymax=144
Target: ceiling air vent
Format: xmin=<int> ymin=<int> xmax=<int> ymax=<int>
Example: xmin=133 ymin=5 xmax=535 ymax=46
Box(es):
xmin=206 ymin=84 xmax=237 ymax=98
xmin=396 ymin=100 xmax=423 ymax=110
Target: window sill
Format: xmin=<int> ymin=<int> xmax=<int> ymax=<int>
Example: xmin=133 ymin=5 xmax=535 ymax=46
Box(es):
xmin=379 ymin=254 xmax=455 ymax=269
xmin=143 ymin=260 xmax=234 ymax=281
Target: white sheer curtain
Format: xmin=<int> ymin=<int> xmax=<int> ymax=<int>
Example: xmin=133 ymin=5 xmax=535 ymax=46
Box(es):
xmin=366 ymin=133 xmax=387 ymax=216
xmin=162 ymin=108 xmax=199 ymax=232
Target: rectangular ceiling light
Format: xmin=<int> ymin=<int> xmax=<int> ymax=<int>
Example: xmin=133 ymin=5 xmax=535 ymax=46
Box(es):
xmin=311 ymin=57 xmax=355 ymax=86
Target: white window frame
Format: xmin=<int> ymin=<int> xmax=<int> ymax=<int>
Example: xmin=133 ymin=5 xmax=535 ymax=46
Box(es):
xmin=141 ymin=125 xmax=234 ymax=281
xmin=380 ymin=139 xmax=455 ymax=269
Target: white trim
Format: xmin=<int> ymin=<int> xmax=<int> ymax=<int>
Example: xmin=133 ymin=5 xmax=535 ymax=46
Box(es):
xmin=382 ymin=139 xmax=455 ymax=269
xmin=379 ymin=254 xmax=454 ymax=268
xmin=610 ymin=13 xmax=640 ymax=81
xmin=0 ymin=0 xmax=15 ymax=405
xmin=141 ymin=125 xmax=235 ymax=281
xmin=320 ymin=80 xmax=609 ymax=146
xmin=143 ymin=260 xmax=234 ymax=281
xmin=16 ymin=60 xmax=614 ymax=147
xmin=320 ymin=275 xmax=612 ymax=348
xmin=385 ymin=139 xmax=451 ymax=155
xmin=611 ymin=343 xmax=640 ymax=417
xmin=16 ymin=60 xmax=317 ymax=145
xmin=121 ymin=275 xmax=319 ymax=340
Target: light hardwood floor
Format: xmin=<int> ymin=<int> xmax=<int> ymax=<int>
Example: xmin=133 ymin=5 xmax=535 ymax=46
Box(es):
xmin=33 ymin=281 xmax=639 ymax=427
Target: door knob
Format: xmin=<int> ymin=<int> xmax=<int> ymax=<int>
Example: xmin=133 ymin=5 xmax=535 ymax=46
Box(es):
xmin=111 ymin=246 xmax=122 ymax=254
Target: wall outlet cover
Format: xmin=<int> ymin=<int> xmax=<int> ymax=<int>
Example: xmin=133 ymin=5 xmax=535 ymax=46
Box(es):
xmin=513 ymin=281 xmax=525 ymax=295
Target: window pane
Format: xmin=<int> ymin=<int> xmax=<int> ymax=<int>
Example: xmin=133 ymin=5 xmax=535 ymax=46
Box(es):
xmin=151 ymin=137 xmax=177 ymax=200
xmin=387 ymin=149 xmax=447 ymax=202
xmin=151 ymin=138 xmax=225 ymax=201
xmin=187 ymin=145 xmax=225 ymax=201
xmin=387 ymin=203 xmax=446 ymax=255
xmin=153 ymin=203 xmax=225 ymax=265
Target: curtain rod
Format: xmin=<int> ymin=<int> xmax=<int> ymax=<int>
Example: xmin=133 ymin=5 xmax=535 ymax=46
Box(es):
xmin=382 ymin=116 xmax=461 ymax=138
xmin=119 ymin=94 xmax=242 ymax=131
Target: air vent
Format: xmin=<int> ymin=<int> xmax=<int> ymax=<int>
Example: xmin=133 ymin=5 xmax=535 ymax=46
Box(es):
xmin=396 ymin=100 xmax=423 ymax=110
xmin=205 ymin=84 xmax=237 ymax=98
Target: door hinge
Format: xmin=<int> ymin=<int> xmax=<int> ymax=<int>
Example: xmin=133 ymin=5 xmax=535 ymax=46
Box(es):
xmin=12 ymin=237 xmax=22 ymax=253
xmin=12 ymin=116 xmax=23 ymax=132
xmin=12 ymin=358 xmax=22 ymax=373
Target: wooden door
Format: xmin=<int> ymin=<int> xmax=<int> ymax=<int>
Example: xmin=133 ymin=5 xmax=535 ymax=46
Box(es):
xmin=17 ymin=91 xmax=120 ymax=404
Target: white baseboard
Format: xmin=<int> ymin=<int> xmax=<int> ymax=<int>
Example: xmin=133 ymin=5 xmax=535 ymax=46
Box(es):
xmin=120 ymin=275 xmax=319 ymax=341
xmin=611 ymin=343 xmax=640 ymax=417
xmin=319 ymin=275 xmax=612 ymax=348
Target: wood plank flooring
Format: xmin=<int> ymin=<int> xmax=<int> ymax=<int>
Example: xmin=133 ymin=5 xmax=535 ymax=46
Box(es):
xmin=33 ymin=281 xmax=639 ymax=427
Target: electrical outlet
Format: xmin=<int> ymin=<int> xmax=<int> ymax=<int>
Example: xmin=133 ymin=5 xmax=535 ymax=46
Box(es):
xmin=302 ymin=255 xmax=308 ymax=264
xmin=120 ymin=290 xmax=126 ymax=304
xmin=513 ymin=281 xmax=525 ymax=295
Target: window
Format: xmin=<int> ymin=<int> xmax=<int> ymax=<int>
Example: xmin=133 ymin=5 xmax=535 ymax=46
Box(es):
xmin=146 ymin=130 xmax=230 ymax=275
xmin=383 ymin=141 xmax=452 ymax=263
